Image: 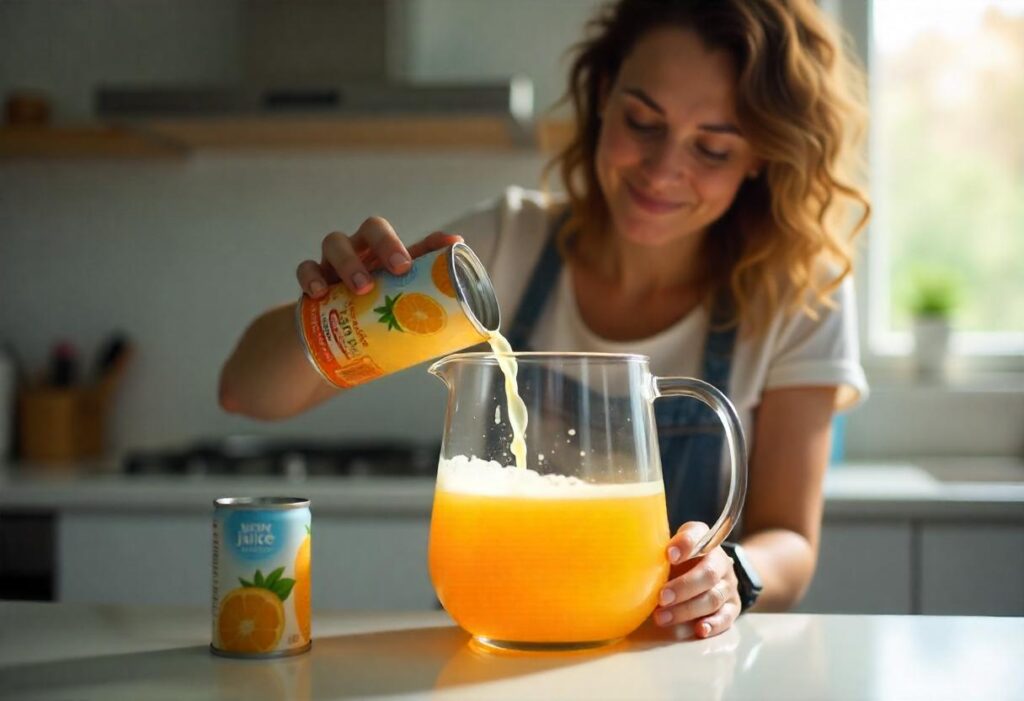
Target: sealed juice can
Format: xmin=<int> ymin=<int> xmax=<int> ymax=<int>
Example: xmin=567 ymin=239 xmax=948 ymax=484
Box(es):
xmin=296 ymin=242 xmax=500 ymax=389
xmin=211 ymin=497 xmax=312 ymax=658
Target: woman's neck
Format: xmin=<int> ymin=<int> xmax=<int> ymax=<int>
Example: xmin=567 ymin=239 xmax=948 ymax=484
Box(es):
xmin=579 ymin=227 xmax=708 ymax=298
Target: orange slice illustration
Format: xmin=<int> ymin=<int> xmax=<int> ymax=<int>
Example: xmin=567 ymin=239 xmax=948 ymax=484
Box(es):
xmin=393 ymin=292 xmax=447 ymax=334
xmin=431 ymin=254 xmax=457 ymax=298
xmin=293 ymin=527 xmax=312 ymax=642
xmin=217 ymin=587 xmax=286 ymax=653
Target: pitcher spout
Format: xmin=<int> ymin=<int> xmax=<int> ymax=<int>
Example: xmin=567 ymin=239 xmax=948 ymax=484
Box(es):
xmin=428 ymin=356 xmax=455 ymax=388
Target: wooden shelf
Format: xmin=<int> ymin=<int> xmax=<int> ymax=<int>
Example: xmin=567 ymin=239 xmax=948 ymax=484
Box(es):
xmin=0 ymin=117 xmax=576 ymax=159
xmin=536 ymin=118 xmax=576 ymax=155
xmin=141 ymin=115 xmax=530 ymax=151
xmin=0 ymin=126 xmax=185 ymax=159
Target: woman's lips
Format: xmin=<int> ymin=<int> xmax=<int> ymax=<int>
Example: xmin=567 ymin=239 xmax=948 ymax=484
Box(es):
xmin=625 ymin=181 xmax=685 ymax=215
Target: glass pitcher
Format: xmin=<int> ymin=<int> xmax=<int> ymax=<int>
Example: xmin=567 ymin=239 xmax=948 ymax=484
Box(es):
xmin=427 ymin=352 xmax=747 ymax=652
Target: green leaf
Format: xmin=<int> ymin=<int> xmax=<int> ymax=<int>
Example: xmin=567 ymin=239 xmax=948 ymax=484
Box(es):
xmin=264 ymin=566 xmax=285 ymax=589
xmin=374 ymin=293 xmax=404 ymax=332
xmin=239 ymin=578 xmax=253 ymax=588
xmin=254 ymin=570 xmax=264 ymax=587
xmin=306 ymin=524 xmax=311 ymax=536
xmin=272 ymin=578 xmax=296 ymax=602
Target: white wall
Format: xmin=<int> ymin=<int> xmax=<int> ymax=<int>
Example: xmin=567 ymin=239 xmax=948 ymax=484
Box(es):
xmin=0 ymin=0 xmax=608 ymax=121
xmin=0 ymin=0 xmax=578 ymax=454
xmin=0 ymin=0 xmax=244 ymax=121
xmin=401 ymin=0 xmax=604 ymax=114
xmin=2 ymin=0 xmax=1021 ymax=461
xmin=0 ymin=152 xmax=546 ymax=451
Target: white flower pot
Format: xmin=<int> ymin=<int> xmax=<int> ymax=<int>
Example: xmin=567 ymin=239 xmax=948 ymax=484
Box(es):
xmin=912 ymin=316 xmax=951 ymax=382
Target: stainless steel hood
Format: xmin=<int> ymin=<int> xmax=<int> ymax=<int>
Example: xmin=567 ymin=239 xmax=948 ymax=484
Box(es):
xmin=93 ymin=1 xmax=534 ymax=125
xmin=95 ymin=77 xmax=534 ymax=122
xmin=93 ymin=77 xmax=536 ymax=149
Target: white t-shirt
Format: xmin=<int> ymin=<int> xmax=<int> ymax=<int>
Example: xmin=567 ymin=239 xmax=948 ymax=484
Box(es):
xmin=443 ymin=186 xmax=868 ymax=445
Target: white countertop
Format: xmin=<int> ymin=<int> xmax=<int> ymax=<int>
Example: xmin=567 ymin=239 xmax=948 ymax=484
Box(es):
xmin=1 ymin=459 xmax=1022 ymax=521
xmin=1 ymin=601 xmax=1022 ymax=700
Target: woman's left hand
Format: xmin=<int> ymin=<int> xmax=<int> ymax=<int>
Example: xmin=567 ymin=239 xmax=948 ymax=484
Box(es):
xmin=652 ymin=522 xmax=741 ymax=639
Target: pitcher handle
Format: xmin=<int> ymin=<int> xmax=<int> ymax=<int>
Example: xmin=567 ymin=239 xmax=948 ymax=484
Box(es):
xmin=653 ymin=376 xmax=748 ymax=558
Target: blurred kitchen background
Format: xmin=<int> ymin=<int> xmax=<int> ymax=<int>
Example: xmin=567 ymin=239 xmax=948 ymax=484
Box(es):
xmin=1 ymin=1 xmax=1022 ymax=618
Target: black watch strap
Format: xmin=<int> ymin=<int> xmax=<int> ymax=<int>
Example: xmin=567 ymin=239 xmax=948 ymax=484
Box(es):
xmin=722 ymin=542 xmax=763 ymax=613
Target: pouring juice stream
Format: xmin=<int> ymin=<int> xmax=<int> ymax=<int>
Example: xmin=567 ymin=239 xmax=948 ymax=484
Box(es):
xmin=486 ymin=331 xmax=528 ymax=470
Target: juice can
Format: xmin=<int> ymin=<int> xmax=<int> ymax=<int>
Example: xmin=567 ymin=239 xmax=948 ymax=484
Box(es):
xmin=211 ymin=497 xmax=312 ymax=658
xmin=296 ymin=242 xmax=500 ymax=389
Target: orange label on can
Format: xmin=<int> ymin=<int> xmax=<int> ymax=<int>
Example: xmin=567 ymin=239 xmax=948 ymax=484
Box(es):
xmin=298 ymin=246 xmax=491 ymax=389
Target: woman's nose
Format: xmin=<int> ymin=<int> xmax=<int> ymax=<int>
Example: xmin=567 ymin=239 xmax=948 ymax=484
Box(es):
xmin=642 ymin=142 xmax=689 ymax=186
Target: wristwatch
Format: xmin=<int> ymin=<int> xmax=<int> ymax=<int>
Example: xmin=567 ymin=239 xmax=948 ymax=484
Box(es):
xmin=721 ymin=542 xmax=763 ymax=613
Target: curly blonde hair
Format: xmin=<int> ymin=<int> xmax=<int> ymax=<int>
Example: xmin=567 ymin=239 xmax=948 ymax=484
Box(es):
xmin=547 ymin=0 xmax=870 ymax=333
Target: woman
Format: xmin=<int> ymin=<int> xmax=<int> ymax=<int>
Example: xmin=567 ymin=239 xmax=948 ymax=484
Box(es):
xmin=220 ymin=0 xmax=869 ymax=639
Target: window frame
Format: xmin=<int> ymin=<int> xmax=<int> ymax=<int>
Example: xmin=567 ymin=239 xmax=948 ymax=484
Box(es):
xmin=827 ymin=0 xmax=1024 ymax=380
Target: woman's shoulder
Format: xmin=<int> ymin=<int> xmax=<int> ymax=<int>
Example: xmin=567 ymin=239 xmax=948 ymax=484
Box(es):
xmin=758 ymin=258 xmax=855 ymax=325
xmin=442 ymin=187 xmax=567 ymax=267
xmin=738 ymin=260 xmax=859 ymax=371
xmin=451 ymin=186 xmax=565 ymax=231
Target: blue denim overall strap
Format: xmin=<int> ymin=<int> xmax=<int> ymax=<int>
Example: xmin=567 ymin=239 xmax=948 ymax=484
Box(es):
xmin=505 ymin=215 xmax=738 ymax=533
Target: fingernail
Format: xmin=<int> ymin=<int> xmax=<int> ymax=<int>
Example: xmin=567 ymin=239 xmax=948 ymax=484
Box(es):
xmin=352 ymin=272 xmax=370 ymax=290
xmin=659 ymin=589 xmax=675 ymax=606
xmin=389 ymin=252 xmax=410 ymax=270
xmin=654 ymin=611 xmax=673 ymax=626
xmin=668 ymin=546 xmax=682 ymax=564
xmin=698 ymin=623 xmax=711 ymax=637
xmin=310 ymin=280 xmax=326 ymax=297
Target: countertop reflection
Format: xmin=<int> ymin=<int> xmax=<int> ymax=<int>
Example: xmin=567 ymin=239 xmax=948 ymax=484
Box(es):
xmin=2 ymin=602 xmax=1022 ymax=700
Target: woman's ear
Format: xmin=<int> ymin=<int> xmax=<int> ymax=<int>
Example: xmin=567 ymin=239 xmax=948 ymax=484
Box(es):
xmin=747 ymin=157 xmax=766 ymax=179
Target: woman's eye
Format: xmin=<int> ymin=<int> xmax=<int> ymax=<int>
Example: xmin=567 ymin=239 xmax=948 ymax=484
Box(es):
xmin=625 ymin=114 xmax=662 ymax=134
xmin=697 ymin=144 xmax=731 ymax=163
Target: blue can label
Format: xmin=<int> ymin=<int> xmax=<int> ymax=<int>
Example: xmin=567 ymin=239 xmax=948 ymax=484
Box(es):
xmin=212 ymin=498 xmax=311 ymax=657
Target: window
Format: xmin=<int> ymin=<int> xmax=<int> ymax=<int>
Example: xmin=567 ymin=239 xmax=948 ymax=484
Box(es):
xmin=869 ymin=0 xmax=1024 ymax=358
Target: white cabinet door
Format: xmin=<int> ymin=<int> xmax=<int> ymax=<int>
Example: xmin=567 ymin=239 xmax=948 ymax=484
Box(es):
xmin=58 ymin=512 xmax=210 ymax=605
xmin=312 ymin=517 xmax=435 ymax=611
xmin=796 ymin=522 xmax=913 ymax=614
xmin=919 ymin=524 xmax=1024 ymax=616
xmin=58 ymin=512 xmax=437 ymax=610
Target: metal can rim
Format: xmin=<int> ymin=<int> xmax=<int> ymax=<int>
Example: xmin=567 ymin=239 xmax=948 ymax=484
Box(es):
xmin=213 ymin=496 xmax=310 ymax=509
xmin=449 ymin=242 xmax=501 ymax=335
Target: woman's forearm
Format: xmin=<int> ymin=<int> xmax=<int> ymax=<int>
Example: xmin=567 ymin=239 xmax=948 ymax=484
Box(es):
xmin=740 ymin=528 xmax=818 ymax=612
xmin=219 ymin=303 xmax=338 ymax=420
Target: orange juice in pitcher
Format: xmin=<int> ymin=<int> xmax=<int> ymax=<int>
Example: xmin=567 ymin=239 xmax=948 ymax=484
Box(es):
xmin=426 ymin=352 xmax=748 ymax=651
xmin=429 ymin=457 xmax=669 ymax=646
xmin=297 ymin=243 xmax=499 ymax=389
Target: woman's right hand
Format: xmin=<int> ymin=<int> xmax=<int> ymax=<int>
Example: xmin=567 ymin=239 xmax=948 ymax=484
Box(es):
xmin=296 ymin=216 xmax=464 ymax=299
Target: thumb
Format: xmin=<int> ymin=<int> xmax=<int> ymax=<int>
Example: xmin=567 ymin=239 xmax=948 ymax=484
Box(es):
xmin=668 ymin=521 xmax=711 ymax=564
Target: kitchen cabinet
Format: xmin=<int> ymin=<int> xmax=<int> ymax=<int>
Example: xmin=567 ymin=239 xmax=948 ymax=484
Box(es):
xmin=49 ymin=513 xmax=1024 ymax=615
xmin=58 ymin=513 xmax=209 ymax=605
xmin=57 ymin=512 xmax=436 ymax=610
xmin=919 ymin=524 xmax=1024 ymax=615
xmin=796 ymin=522 xmax=914 ymax=615
xmin=12 ymin=464 xmax=1018 ymax=614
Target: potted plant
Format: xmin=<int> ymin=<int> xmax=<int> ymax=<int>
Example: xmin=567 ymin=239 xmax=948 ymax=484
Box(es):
xmin=908 ymin=268 xmax=959 ymax=382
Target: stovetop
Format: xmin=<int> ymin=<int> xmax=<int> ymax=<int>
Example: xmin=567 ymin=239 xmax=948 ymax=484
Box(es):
xmin=123 ymin=436 xmax=440 ymax=479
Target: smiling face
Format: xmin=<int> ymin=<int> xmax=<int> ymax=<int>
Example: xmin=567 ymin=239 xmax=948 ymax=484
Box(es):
xmin=596 ymin=27 xmax=760 ymax=249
